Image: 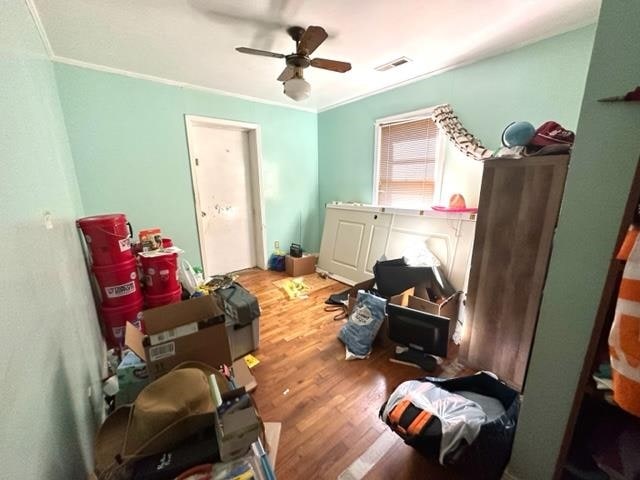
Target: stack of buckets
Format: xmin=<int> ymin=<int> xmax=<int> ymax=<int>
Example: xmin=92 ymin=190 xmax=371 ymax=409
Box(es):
xmin=138 ymin=245 xmax=181 ymax=308
xmin=77 ymin=214 xmax=143 ymax=348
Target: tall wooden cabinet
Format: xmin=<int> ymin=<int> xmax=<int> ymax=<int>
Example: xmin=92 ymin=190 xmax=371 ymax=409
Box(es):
xmin=460 ymin=154 xmax=570 ymax=391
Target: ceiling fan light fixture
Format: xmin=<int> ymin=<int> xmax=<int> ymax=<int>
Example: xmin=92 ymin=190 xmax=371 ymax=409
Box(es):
xmin=236 ymin=25 xmax=350 ymax=101
xmin=283 ymin=76 xmax=311 ymax=101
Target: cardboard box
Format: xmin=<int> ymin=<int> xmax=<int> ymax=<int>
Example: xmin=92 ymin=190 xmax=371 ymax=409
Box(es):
xmin=387 ymin=287 xmax=459 ymax=340
xmin=404 ymin=290 xmax=459 ymax=339
xmin=232 ymin=358 xmax=257 ymax=393
xmin=215 ymin=405 xmax=261 ymax=461
xmin=125 ymin=295 xmax=232 ymax=380
xmin=285 ymin=254 xmax=317 ymax=277
xmin=347 ymin=281 xmax=459 ymax=347
xmin=115 ymin=350 xmax=150 ymax=405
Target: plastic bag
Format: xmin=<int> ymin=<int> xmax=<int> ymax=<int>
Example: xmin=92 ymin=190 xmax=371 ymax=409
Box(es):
xmin=212 ymin=453 xmax=264 ymax=480
xmin=268 ymin=253 xmax=285 ymax=271
xmin=179 ymin=259 xmax=198 ymax=295
xmin=403 ymin=243 xmax=441 ymax=267
xmin=338 ymin=291 xmax=386 ymax=359
xmin=381 ymin=380 xmax=487 ymax=464
xmin=380 ymin=372 xmax=520 ymax=480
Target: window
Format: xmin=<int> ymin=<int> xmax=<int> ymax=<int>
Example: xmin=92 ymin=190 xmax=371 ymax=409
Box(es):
xmin=374 ymin=109 xmax=443 ymax=208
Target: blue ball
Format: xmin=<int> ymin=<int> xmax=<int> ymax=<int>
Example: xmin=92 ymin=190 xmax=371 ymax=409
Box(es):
xmin=501 ymin=121 xmax=536 ymax=147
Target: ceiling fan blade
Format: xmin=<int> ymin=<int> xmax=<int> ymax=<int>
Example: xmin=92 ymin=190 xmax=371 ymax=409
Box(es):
xmin=298 ymin=26 xmax=328 ymax=55
xmin=277 ymin=66 xmax=296 ymax=82
xmin=310 ymin=58 xmax=352 ymax=73
xmin=235 ymin=47 xmax=285 ymax=59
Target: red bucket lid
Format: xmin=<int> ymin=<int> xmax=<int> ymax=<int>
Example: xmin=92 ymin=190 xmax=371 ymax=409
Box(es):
xmin=138 ymin=251 xmax=178 ymax=261
xmin=76 ymin=213 xmax=127 ymax=229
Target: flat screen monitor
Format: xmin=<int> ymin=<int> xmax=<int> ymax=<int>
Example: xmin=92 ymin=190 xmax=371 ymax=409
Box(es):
xmin=387 ymin=303 xmax=449 ymax=358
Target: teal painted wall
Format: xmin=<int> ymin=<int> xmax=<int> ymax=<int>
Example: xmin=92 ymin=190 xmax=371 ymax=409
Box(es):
xmin=318 ymin=26 xmax=596 ymax=217
xmin=508 ymin=1 xmax=640 ymax=478
xmin=0 ymin=2 xmax=104 ymax=478
xmin=54 ymin=65 xmax=319 ymax=268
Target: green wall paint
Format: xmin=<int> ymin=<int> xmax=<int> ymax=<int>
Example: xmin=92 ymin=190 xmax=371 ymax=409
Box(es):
xmin=318 ymin=26 xmax=596 ymax=216
xmin=54 ymin=27 xmax=596 ymax=266
xmin=0 ymin=14 xmax=606 ymax=478
xmin=54 ymin=64 xmax=319 ymax=268
xmin=508 ymin=1 xmax=640 ymax=478
xmin=0 ymin=2 xmax=104 ymax=477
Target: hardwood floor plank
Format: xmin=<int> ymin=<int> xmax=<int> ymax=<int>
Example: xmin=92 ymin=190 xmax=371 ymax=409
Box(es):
xmin=236 ymin=268 xmax=472 ymax=479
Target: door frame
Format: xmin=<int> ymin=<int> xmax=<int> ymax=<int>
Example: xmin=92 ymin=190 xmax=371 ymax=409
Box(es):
xmin=184 ymin=114 xmax=268 ymax=273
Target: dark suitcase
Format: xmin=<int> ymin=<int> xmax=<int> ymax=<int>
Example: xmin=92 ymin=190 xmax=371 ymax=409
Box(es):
xmin=380 ymin=372 xmax=520 ymax=480
xmin=217 ymin=283 xmax=260 ymax=327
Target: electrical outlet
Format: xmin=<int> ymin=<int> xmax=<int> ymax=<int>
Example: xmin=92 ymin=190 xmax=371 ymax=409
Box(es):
xmin=43 ymin=211 xmax=53 ymax=230
xmin=274 ymin=240 xmax=280 ymax=250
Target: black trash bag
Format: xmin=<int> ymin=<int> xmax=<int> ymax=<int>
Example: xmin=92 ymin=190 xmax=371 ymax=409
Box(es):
xmin=373 ymin=258 xmax=456 ymax=299
xmin=380 ymin=372 xmax=520 ymax=480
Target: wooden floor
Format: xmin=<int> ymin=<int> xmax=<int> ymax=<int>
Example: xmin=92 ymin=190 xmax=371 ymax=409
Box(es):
xmin=236 ymin=268 xmax=472 ymax=480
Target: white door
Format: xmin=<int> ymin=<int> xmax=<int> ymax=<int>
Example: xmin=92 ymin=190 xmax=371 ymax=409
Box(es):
xmin=190 ymin=123 xmax=257 ymax=275
xmin=318 ymin=206 xmax=392 ymax=283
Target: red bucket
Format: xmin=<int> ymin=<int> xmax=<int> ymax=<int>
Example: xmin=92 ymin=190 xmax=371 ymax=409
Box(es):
xmin=139 ymin=252 xmax=179 ymax=295
xmin=77 ymin=213 xmax=133 ymax=266
xmin=145 ymin=287 xmax=182 ymax=309
xmin=93 ymin=257 xmax=143 ymax=307
xmin=100 ymin=298 xmax=144 ymax=348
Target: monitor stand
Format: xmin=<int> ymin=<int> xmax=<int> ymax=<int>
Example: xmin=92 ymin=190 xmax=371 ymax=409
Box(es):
xmin=389 ymin=346 xmax=438 ymax=371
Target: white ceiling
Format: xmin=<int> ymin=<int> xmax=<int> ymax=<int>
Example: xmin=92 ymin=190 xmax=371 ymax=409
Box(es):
xmin=31 ymin=0 xmax=600 ymax=111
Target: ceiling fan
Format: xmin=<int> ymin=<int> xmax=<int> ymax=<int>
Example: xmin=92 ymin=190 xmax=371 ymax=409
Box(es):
xmin=236 ymin=25 xmax=352 ymax=101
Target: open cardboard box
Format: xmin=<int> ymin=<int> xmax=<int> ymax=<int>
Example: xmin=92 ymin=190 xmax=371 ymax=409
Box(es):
xmin=347 ymin=278 xmax=459 ymax=341
xmin=393 ymin=286 xmax=459 ymax=340
xmin=125 ymin=295 xmax=256 ymax=389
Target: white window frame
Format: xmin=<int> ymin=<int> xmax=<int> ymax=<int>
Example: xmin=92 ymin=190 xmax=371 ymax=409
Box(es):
xmin=372 ymin=106 xmax=446 ymax=208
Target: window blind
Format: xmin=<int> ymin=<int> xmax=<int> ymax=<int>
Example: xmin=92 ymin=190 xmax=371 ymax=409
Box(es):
xmin=377 ymin=117 xmax=440 ymax=208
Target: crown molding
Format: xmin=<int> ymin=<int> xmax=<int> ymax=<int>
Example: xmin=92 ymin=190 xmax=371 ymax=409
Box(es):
xmin=318 ymin=21 xmax=596 ymax=113
xmin=52 ymin=56 xmax=318 ymax=113
xmin=24 ymin=0 xmax=54 ymax=57
xmin=24 ymin=0 xmax=316 ymax=113
xmin=25 ymin=0 xmax=595 ymax=116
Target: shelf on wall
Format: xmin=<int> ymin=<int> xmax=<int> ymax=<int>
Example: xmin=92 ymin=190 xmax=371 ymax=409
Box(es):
xmin=598 ymin=87 xmax=640 ymax=102
xmin=598 ymin=98 xmax=640 ymax=102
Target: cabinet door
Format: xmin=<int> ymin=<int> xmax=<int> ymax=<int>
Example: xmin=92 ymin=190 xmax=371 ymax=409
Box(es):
xmin=460 ymin=155 xmax=569 ymax=391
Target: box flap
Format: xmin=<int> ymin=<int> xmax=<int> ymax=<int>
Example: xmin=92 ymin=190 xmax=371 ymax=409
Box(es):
xmin=407 ymin=295 xmax=439 ymax=315
xmin=125 ymin=322 xmax=147 ymax=361
xmin=142 ymin=295 xmax=224 ymax=335
xmin=233 ymin=359 xmax=257 ymax=392
xmin=222 ymin=408 xmax=260 ymax=438
xmin=389 ymin=288 xmax=415 ymax=307
xmin=264 ymin=422 xmax=281 ymax=468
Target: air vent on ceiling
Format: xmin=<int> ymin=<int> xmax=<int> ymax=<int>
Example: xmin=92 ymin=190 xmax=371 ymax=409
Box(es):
xmin=375 ymin=57 xmax=412 ymax=72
